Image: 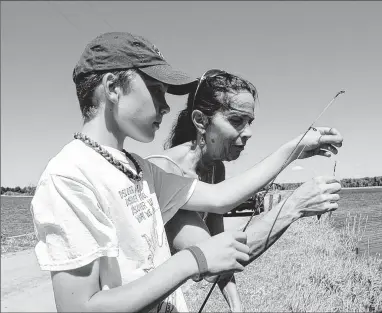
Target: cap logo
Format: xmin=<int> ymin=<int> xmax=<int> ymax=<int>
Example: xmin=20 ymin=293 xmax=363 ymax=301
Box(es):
xmin=152 ymin=44 xmax=165 ymax=60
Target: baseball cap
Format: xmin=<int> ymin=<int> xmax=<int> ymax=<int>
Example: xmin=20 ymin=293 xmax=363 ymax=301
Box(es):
xmin=72 ymin=32 xmax=197 ymax=95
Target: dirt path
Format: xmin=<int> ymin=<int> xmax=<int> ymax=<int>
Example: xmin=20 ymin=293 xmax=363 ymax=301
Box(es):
xmin=0 ymin=217 xmax=248 ymax=312
xmin=1 ymin=249 xmax=56 ymax=312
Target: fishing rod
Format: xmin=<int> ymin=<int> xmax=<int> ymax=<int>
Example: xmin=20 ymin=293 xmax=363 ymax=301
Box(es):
xmin=198 ymin=90 xmax=345 ymax=313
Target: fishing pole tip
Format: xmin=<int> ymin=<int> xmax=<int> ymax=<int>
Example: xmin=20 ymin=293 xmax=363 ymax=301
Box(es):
xmin=335 ymin=90 xmax=345 ymax=97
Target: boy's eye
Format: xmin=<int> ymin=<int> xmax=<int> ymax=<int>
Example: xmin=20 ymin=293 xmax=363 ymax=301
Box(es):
xmin=149 ymin=85 xmax=163 ymax=94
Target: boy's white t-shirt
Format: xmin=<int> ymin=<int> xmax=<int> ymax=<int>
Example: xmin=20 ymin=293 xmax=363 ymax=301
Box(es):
xmin=31 ymin=140 xmax=197 ymax=313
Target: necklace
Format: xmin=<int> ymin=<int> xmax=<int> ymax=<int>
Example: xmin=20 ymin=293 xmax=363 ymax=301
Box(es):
xmin=74 ymin=132 xmax=143 ymax=182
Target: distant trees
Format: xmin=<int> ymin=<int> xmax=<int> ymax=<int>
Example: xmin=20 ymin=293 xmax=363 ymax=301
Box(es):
xmin=1 ymin=185 xmax=36 ymax=195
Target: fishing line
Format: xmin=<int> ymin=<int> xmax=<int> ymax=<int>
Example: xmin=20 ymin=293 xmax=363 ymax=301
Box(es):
xmin=198 ymin=91 xmax=345 ymax=312
xmin=85 ymin=2 xmax=115 ymax=31
xmin=47 ymin=1 xmax=80 ymax=31
xmin=47 ymin=1 xmax=115 ymax=33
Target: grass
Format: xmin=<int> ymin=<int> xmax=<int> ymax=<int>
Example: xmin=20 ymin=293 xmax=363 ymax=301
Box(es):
xmin=1 ymin=196 xmax=34 ymax=236
xmin=1 ymin=233 xmax=37 ymax=254
xmin=1 ymin=196 xmax=37 ymax=254
xmin=182 ymin=216 xmax=382 ymax=312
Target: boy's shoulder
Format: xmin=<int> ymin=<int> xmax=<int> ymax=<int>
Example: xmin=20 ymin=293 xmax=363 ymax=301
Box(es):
xmin=37 ymin=140 xmax=92 ymax=184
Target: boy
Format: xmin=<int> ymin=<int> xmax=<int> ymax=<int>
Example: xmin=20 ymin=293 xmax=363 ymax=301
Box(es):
xmin=31 ymin=32 xmax=342 ymax=312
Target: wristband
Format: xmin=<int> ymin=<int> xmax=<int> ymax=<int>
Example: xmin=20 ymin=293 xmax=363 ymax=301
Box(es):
xmin=185 ymin=246 xmax=208 ymax=282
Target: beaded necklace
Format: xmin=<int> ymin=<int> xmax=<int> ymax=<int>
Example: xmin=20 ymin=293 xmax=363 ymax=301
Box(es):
xmin=74 ymin=132 xmax=143 ymax=182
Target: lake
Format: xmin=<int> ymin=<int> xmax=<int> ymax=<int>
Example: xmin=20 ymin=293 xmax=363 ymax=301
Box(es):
xmin=332 ymin=187 xmax=382 ymax=257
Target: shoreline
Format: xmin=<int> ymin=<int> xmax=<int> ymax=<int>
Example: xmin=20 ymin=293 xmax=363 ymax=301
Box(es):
xmin=341 ymin=186 xmax=382 ymax=190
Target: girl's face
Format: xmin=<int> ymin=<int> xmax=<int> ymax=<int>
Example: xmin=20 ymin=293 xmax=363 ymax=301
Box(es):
xmin=204 ymin=91 xmax=255 ymax=161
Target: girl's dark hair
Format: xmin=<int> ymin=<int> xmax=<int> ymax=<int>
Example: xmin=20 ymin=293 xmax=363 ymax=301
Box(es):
xmin=75 ymin=69 xmax=136 ymax=122
xmin=164 ymin=72 xmax=258 ymax=149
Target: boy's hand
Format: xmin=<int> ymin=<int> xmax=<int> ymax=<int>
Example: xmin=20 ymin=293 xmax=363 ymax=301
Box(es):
xmin=196 ymin=231 xmax=249 ymax=277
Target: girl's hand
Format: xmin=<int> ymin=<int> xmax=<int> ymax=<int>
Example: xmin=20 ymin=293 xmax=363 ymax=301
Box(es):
xmin=287 ymin=176 xmax=341 ymax=218
xmin=294 ymin=127 xmax=343 ymax=159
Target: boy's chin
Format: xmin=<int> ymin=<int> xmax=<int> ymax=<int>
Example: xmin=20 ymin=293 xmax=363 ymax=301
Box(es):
xmin=126 ymin=130 xmax=155 ymax=143
xmin=140 ymin=131 xmax=156 ymax=143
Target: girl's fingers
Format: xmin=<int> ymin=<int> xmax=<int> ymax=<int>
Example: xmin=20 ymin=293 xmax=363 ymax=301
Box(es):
xmin=316 ymin=150 xmax=332 ymax=157
xmin=324 ymin=201 xmax=339 ymax=211
xmin=326 ymin=193 xmax=340 ymax=202
xmin=324 ymin=182 xmax=342 ymax=194
xmin=318 ymin=144 xmax=338 ymax=155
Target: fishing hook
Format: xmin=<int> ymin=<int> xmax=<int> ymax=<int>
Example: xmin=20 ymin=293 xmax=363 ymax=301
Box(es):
xmin=198 ymin=90 xmax=345 ymax=313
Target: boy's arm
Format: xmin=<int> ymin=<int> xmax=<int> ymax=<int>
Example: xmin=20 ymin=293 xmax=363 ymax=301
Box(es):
xmin=51 ymin=250 xmax=197 ymax=313
xmin=51 ymin=230 xmax=251 ymax=312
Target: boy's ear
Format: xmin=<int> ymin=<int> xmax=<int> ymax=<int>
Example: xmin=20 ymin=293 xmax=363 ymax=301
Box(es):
xmin=102 ymin=73 xmax=120 ymax=105
xmin=191 ymin=110 xmax=209 ymax=134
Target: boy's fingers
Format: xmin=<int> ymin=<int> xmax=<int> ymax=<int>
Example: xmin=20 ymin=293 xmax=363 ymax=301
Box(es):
xmin=234 ymin=262 xmax=245 ymax=272
xmin=236 ymin=251 xmax=250 ymax=263
xmin=232 ymin=231 xmax=247 ymax=245
xmin=233 ymin=241 xmax=250 ymax=254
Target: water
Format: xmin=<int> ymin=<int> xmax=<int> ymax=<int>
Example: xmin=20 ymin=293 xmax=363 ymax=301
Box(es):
xmin=331 ymin=187 xmax=382 ymax=257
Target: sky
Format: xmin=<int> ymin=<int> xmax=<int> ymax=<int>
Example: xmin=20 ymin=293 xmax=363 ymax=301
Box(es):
xmin=1 ymin=1 xmax=382 ymax=187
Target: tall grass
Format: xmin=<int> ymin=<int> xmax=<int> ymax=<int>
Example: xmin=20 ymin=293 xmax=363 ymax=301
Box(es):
xmin=183 ymin=216 xmax=382 ymax=312
xmin=1 ymin=233 xmax=37 ymax=254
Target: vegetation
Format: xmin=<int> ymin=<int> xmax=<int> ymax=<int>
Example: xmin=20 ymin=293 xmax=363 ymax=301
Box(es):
xmin=280 ymin=176 xmax=382 ymax=190
xmin=183 ymin=216 xmax=382 ymax=312
xmin=1 ymin=185 xmax=36 ymax=195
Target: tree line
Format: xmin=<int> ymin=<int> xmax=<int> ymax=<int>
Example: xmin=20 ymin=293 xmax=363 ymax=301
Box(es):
xmin=1 ymin=176 xmax=382 ymax=195
xmin=279 ymin=176 xmax=382 ymax=190
xmin=1 ymin=185 xmax=36 ymax=195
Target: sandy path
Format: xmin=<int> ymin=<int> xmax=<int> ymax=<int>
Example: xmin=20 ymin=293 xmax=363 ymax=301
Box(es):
xmin=1 ymin=249 xmax=56 ymax=312
xmin=0 ymin=217 xmax=248 ymax=312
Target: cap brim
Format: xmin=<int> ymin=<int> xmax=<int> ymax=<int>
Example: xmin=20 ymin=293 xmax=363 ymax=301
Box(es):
xmin=139 ymin=65 xmax=197 ymax=95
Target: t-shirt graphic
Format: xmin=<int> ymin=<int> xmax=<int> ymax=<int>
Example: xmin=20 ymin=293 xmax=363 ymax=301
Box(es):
xmin=141 ymin=196 xmax=166 ymax=273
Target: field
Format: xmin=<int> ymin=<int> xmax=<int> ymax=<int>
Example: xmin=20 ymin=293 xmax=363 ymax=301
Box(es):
xmin=1 ymin=196 xmax=37 ymax=253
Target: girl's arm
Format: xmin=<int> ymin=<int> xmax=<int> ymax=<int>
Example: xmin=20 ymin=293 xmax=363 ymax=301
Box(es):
xmin=184 ymin=127 xmax=342 ymax=215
